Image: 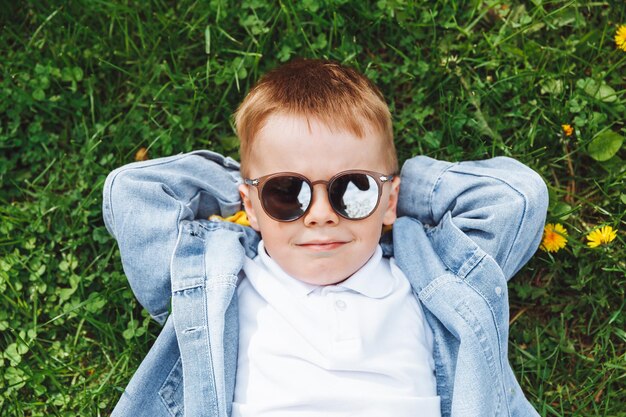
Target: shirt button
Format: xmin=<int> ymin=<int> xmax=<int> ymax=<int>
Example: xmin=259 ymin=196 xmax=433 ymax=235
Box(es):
xmin=335 ymin=299 xmax=347 ymax=311
xmin=495 ymin=286 xmax=502 ymax=296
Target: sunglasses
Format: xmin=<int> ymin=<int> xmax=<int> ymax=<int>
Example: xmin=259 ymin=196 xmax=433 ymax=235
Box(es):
xmin=244 ymin=170 xmax=395 ymax=222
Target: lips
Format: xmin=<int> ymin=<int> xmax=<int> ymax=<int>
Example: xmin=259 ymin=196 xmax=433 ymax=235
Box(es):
xmin=296 ymin=240 xmax=349 ymax=251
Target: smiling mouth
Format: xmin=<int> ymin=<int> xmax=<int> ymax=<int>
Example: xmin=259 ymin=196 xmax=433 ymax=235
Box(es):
xmin=296 ymin=241 xmax=349 ymax=251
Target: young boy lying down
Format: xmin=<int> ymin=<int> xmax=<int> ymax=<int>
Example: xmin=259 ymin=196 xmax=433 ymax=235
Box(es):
xmin=103 ymin=58 xmax=547 ymax=417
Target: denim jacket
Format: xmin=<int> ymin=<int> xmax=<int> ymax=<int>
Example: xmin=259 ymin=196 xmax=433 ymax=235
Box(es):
xmin=103 ymin=150 xmax=548 ymax=417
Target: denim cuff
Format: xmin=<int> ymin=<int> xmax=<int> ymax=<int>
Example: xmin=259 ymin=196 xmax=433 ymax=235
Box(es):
xmin=397 ymin=156 xmax=456 ymax=226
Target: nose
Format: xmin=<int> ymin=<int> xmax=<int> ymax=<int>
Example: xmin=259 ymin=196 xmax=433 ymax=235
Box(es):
xmin=303 ymin=184 xmax=339 ymax=226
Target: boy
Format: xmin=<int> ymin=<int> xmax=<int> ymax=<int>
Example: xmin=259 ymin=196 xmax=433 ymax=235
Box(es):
xmin=103 ymin=59 xmax=547 ymax=417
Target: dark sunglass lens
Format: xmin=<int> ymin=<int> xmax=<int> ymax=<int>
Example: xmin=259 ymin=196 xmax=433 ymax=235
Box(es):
xmin=329 ymin=173 xmax=379 ymax=219
xmin=262 ymin=176 xmax=311 ymax=221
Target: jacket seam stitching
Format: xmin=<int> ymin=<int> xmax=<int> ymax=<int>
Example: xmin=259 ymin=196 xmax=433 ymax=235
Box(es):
xmin=456 ymin=300 xmax=503 ymax=415
xmin=200 ymin=236 xmax=220 ymax=417
xmin=158 ymin=357 xmax=183 ymax=417
xmin=462 ymin=262 xmax=510 ymax=415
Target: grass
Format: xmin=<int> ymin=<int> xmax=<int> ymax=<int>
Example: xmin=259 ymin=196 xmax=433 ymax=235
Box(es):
xmin=1 ymin=0 xmax=624 ymax=415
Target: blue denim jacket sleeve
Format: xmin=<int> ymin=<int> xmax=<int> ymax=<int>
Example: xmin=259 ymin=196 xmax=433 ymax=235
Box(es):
xmin=102 ymin=150 xmax=243 ymax=324
xmin=397 ymin=156 xmax=548 ymax=281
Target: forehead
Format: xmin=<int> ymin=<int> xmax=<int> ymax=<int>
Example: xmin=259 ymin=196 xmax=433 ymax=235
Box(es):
xmin=247 ymin=113 xmax=387 ymax=178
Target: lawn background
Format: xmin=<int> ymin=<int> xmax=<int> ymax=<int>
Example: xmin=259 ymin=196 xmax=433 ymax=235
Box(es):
xmin=1 ymin=1 xmax=625 ymax=416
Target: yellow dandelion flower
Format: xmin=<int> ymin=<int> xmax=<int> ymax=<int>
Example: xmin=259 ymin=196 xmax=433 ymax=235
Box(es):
xmin=561 ymin=124 xmax=573 ymax=137
xmin=586 ymin=225 xmax=617 ymax=248
xmin=135 ymin=147 xmax=149 ymax=161
xmin=615 ymin=25 xmax=626 ymax=52
xmin=209 ymin=210 xmax=251 ymax=227
xmin=540 ymin=223 xmax=568 ymax=253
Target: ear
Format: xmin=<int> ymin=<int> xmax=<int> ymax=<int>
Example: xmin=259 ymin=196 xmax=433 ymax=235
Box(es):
xmin=239 ymin=183 xmax=261 ymax=231
xmin=382 ymin=176 xmax=401 ymax=226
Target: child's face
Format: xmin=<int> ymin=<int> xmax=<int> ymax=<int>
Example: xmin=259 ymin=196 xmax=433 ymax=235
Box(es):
xmin=239 ymin=113 xmax=400 ymax=286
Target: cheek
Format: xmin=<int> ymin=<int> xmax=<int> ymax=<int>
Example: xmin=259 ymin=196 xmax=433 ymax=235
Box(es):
xmin=255 ymin=217 xmax=294 ymax=246
xmin=258 ymin=224 xmax=297 ymax=264
xmin=358 ymin=213 xmax=387 ymax=241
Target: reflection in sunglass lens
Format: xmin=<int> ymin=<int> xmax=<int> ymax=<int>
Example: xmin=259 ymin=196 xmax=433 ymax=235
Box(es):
xmin=329 ymin=173 xmax=379 ymax=219
xmin=263 ymin=176 xmax=312 ymax=221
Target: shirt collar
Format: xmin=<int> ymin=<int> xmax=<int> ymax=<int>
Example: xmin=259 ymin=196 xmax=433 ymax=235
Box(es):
xmin=256 ymin=241 xmax=393 ymax=299
xmin=336 ymin=245 xmax=393 ymax=299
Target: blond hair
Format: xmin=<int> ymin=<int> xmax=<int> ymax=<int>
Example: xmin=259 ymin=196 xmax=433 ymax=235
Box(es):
xmin=234 ymin=58 xmax=396 ymax=175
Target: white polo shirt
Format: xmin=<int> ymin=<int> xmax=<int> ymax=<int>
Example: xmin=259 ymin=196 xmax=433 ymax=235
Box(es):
xmin=233 ymin=241 xmax=440 ymax=417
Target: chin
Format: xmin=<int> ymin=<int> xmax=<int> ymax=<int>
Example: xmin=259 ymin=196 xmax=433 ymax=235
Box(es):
xmin=295 ymin=266 xmax=355 ymax=286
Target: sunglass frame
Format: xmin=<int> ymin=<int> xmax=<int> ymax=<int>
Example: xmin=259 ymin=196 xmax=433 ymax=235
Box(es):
xmin=244 ymin=170 xmax=395 ymax=222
